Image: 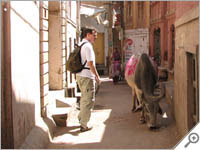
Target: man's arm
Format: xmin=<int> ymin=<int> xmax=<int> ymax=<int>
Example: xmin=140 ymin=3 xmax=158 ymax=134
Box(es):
xmin=87 ymin=61 xmax=101 ymax=84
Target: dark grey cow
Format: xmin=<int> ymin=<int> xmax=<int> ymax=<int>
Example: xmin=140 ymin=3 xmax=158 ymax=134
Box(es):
xmin=126 ymin=53 xmax=165 ymax=129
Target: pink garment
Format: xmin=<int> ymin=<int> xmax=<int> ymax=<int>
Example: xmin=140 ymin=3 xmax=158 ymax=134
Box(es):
xmin=125 ymin=55 xmax=138 ymax=77
xmin=112 ymin=60 xmax=121 ymax=76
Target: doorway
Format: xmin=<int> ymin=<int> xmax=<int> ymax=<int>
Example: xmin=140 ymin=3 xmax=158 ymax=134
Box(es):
xmin=187 ymin=49 xmax=199 ymax=130
xmin=93 ymin=33 xmax=105 ymax=65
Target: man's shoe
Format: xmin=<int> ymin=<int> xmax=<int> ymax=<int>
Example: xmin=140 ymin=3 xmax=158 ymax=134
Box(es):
xmin=80 ymin=126 xmax=93 ymax=132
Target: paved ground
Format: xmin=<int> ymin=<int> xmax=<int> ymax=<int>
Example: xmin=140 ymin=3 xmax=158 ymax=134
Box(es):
xmin=47 ymin=77 xmax=181 ymax=149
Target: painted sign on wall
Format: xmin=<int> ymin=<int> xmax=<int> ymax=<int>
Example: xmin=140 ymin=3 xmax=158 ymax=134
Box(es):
xmin=124 ymin=28 xmax=149 ymax=64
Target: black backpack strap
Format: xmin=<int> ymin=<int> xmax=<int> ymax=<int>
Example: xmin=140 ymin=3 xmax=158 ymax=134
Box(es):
xmin=83 ymin=61 xmax=90 ymax=70
xmin=80 ymin=42 xmax=87 ymax=47
xmin=79 ymin=42 xmax=90 ymax=70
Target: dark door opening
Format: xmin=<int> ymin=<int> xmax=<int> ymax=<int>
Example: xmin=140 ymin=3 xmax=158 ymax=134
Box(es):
xmin=187 ymin=49 xmax=199 ymax=130
xmin=154 ymin=28 xmax=161 ymax=66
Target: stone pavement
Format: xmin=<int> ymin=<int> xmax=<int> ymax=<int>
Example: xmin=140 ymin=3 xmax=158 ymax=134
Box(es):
xmin=47 ymin=77 xmax=181 ymax=149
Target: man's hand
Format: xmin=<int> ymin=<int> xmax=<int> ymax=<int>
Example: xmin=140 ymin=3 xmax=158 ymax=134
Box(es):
xmin=96 ymin=76 xmax=102 ymax=85
xmin=88 ymin=61 xmax=101 ymax=85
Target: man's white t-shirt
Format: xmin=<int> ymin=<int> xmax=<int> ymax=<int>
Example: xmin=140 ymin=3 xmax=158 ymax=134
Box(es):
xmin=76 ymin=39 xmax=96 ymax=80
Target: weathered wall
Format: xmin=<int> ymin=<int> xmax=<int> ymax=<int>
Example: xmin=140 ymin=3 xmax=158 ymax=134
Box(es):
xmin=176 ymin=2 xmax=199 ymax=20
xmin=10 ymin=1 xmax=40 ymax=148
xmin=124 ymin=1 xmax=150 ymax=30
xmin=49 ymin=2 xmax=63 ymax=90
xmin=150 ymin=2 xmax=176 ymax=66
xmin=123 ymin=1 xmax=150 ymax=64
xmin=174 ymin=4 xmax=199 ymax=137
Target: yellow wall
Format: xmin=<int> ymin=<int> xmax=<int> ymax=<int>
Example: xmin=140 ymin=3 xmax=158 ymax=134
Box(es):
xmin=93 ymin=33 xmax=105 ymax=65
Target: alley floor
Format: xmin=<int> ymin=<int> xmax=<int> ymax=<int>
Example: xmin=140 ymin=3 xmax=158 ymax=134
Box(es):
xmin=47 ymin=76 xmax=181 ymax=149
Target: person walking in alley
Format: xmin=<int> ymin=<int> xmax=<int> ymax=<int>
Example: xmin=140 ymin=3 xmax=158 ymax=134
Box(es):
xmin=76 ymin=28 xmax=101 ymax=132
xmin=111 ymin=48 xmax=121 ymax=83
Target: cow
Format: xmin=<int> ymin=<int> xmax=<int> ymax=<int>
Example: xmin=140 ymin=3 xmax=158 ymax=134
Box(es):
xmin=125 ymin=55 xmax=141 ymax=112
xmin=125 ymin=53 xmax=165 ymax=130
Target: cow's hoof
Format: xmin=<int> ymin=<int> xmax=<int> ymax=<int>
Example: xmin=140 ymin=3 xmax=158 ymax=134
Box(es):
xmin=139 ymin=117 xmax=146 ymax=124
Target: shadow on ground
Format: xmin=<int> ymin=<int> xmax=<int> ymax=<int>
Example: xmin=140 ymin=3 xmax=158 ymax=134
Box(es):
xmin=47 ymin=79 xmax=181 ymax=149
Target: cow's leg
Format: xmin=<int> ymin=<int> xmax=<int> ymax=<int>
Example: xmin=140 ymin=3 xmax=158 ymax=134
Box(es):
xmin=139 ymin=102 xmax=146 ymax=124
xmin=134 ymin=86 xmax=146 ymax=123
xmin=131 ymin=89 xmax=136 ymax=112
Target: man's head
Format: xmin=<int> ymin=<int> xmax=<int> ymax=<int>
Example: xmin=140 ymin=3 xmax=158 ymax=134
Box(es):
xmin=81 ymin=28 xmax=97 ymax=43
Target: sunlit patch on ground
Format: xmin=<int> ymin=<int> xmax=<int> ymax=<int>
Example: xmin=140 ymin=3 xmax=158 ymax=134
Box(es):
xmin=100 ymin=77 xmax=113 ymax=82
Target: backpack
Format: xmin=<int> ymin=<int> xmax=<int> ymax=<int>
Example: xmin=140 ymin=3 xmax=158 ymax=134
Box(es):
xmin=66 ymin=42 xmax=89 ymax=73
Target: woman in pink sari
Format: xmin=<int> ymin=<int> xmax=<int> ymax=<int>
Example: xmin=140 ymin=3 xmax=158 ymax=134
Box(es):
xmin=111 ymin=48 xmax=121 ymax=83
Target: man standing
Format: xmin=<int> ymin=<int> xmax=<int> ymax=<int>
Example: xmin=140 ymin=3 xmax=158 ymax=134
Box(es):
xmin=76 ymin=28 xmax=101 ymax=132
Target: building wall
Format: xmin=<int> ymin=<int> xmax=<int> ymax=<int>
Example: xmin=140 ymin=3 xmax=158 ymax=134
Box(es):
xmin=10 ymin=1 xmax=40 ymax=148
xmin=49 ymin=2 xmax=63 ymax=90
xmin=124 ymin=1 xmax=150 ymax=30
xmin=166 ymin=2 xmax=176 ymax=70
xmin=176 ymin=2 xmax=199 ymax=20
xmin=123 ymin=1 xmax=150 ymax=65
xmin=174 ymin=3 xmax=199 ymax=137
xmin=150 ymin=1 xmax=176 ymax=67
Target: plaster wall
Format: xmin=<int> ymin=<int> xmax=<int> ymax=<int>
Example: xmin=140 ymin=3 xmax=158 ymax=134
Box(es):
xmin=150 ymin=2 xmax=176 ymax=66
xmin=174 ymin=5 xmax=199 ymax=137
xmin=10 ymin=1 xmax=40 ymax=148
xmin=49 ymin=5 xmax=63 ymax=90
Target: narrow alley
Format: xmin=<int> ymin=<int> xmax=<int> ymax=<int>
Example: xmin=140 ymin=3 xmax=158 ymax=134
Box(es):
xmin=1 ymin=1 xmax=199 ymax=149
xmin=47 ymin=77 xmax=180 ymax=149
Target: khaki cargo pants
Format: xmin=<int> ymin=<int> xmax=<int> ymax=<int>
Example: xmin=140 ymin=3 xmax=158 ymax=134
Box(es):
xmin=76 ymin=76 xmax=95 ymax=128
